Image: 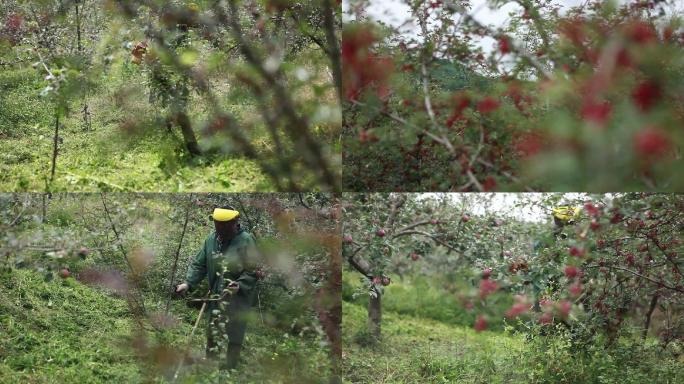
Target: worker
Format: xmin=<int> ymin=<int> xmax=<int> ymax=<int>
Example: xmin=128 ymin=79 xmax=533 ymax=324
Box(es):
xmin=175 ymin=206 xmax=259 ymax=370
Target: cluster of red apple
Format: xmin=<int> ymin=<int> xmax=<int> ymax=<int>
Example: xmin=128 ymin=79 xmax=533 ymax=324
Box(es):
xmin=342 ymin=25 xmax=392 ymax=101
xmin=478 ymin=268 xmax=497 ymax=299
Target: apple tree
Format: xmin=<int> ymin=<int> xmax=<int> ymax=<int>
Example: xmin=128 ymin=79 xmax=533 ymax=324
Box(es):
xmin=343 ymin=0 xmax=684 ymax=191
xmin=461 ymin=193 xmax=684 ymax=353
xmin=342 ymin=192 xmax=535 ymax=340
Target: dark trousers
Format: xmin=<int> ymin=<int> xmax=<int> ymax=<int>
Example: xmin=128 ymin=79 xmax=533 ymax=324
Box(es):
xmin=206 ymin=295 xmax=252 ymax=369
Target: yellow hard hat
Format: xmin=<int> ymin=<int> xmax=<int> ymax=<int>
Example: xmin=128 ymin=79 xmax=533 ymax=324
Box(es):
xmin=552 ymin=206 xmax=580 ymax=223
xmin=212 ymin=208 xmax=240 ymax=222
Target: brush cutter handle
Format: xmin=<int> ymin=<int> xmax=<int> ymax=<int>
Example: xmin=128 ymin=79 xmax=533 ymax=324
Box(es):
xmin=173 ymin=290 xmax=210 ymax=382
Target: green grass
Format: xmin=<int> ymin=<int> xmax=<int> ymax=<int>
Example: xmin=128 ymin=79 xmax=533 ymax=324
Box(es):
xmin=0 ymin=268 xmax=331 ymax=383
xmin=0 ymin=66 xmax=275 ymax=192
xmin=343 ymin=301 xmax=527 ymax=384
xmin=0 ymin=126 xmax=272 ymax=192
xmin=343 ymin=267 xmax=684 ymax=383
xmin=343 ymin=297 xmax=684 ymax=383
xmin=0 ymin=269 xmax=143 ymax=383
xmin=343 ymin=272 xmax=512 ymax=331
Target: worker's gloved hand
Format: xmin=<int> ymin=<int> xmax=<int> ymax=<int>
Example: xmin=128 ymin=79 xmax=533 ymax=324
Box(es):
xmin=175 ymin=283 xmax=189 ymax=295
xmin=226 ymin=281 xmax=239 ymax=295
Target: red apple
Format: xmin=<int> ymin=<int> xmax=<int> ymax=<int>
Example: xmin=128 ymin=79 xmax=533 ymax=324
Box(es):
xmin=569 ymin=246 xmax=585 ymax=257
xmin=381 ymin=277 xmax=391 ymax=286
xmin=59 ymin=268 xmax=71 ymax=279
xmin=569 ymin=282 xmax=582 ymax=297
xmin=481 ymin=268 xmax=492 ymax=279
xmin=564 ymin=265 xmax=578 ymax=278
xmin=610 ymin=213 xmax=623 ymax=224
xmin=372 ymin=276 xmax=382 ymax=285
xmin=626 ymin=253 xmax=635 ymax=266
xmin=539 ymin=312 xmax=553 ymax=325
xmin=584 ymin=203 xmax=599 ymax=216
xmin=410 ymin=253 xmax=419 ymax=261
xmin=474 ymin=315 xmax=487 ymax=332
xmin=590 ymin=220 xmax=600 ymax=231
xmin=461 ymin=215 xmax=470 ymax=223
xmin=557 ymin=300 xmax=572 ymax=318
xmin=376 ymin=228 xmax=386 ymax=237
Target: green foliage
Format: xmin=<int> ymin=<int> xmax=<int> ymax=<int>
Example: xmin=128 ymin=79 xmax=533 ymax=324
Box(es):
xmin=430 ymin=58 xmax=491 ymax=92
xmin=342 ymin=301 xmax=684 ymax=383
xmin=516 ymin=323 xmax=684 ymax=384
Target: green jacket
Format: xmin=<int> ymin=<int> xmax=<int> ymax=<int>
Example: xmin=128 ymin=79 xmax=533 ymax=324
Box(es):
xmin=185 ymin=230 xmax=259 ymax=303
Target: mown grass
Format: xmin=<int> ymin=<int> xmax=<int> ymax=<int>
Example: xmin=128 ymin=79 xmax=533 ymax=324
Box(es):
xmin=343 ymin=301 xmax=528 ymax=384
xmin=342 ymin=276 xmax=684 ymax=384
xmin=343 ymin=272 xmax=513 ymax=331
xmin=0 ymin=66 xmax=274 ymax=192
xmin=0 ymin=268 xmax=331 ymax=383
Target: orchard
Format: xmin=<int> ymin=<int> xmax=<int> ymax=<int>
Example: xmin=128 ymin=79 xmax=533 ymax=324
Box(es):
xmin=0 ymin=0 xmax=341 ymax=192
xmin=342 ymin=192 xmax=684 ymax=382
xmin=0 ymin=192 xmax=341 ymax=383
xmin=343 ymin=0 xmax=684 ymax=191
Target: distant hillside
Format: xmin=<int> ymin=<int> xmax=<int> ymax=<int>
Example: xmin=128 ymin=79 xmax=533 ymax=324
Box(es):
xmin=431 ymin=58 xmax=492 ymax=92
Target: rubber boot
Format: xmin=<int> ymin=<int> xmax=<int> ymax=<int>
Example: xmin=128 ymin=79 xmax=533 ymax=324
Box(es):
xmin=220 ymin=343 xmax=242 ymax=370
xmin=206 ymin=342 xmax=219 ymax=360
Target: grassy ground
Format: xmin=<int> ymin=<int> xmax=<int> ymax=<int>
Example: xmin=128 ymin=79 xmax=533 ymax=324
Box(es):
xmin=0 ymin=268 xmax=331 ymax=383
xmin=343 ymin=301 xmax=528 ymax=384
xmin=342 ymin=275 xmax=684 ymax=384
xmin=0 ymin=65 xmax=275 ymax=192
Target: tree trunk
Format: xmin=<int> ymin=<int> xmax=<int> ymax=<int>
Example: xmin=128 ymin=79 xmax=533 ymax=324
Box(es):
xmin=75 ymin=4 xmax=82 ymax=53
xmin=50 ymin=112 xmax=59 ymax=184
xmin=643 ymin=294 xmax=659 ymax=339
xmin=174 ymin=112 xmax=201 ymax=156
xmin=322 ymin=0 xmax=341 ymax=104
xmin=368 ymin=288 xmax=382 ymax=341
xmin=165 ymin=205 xmax=190 ymax=314
xmin=345 ymin=249 xmax=382 ymax=341
xmin=41 ymin=193 xmax=47 ymax=223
